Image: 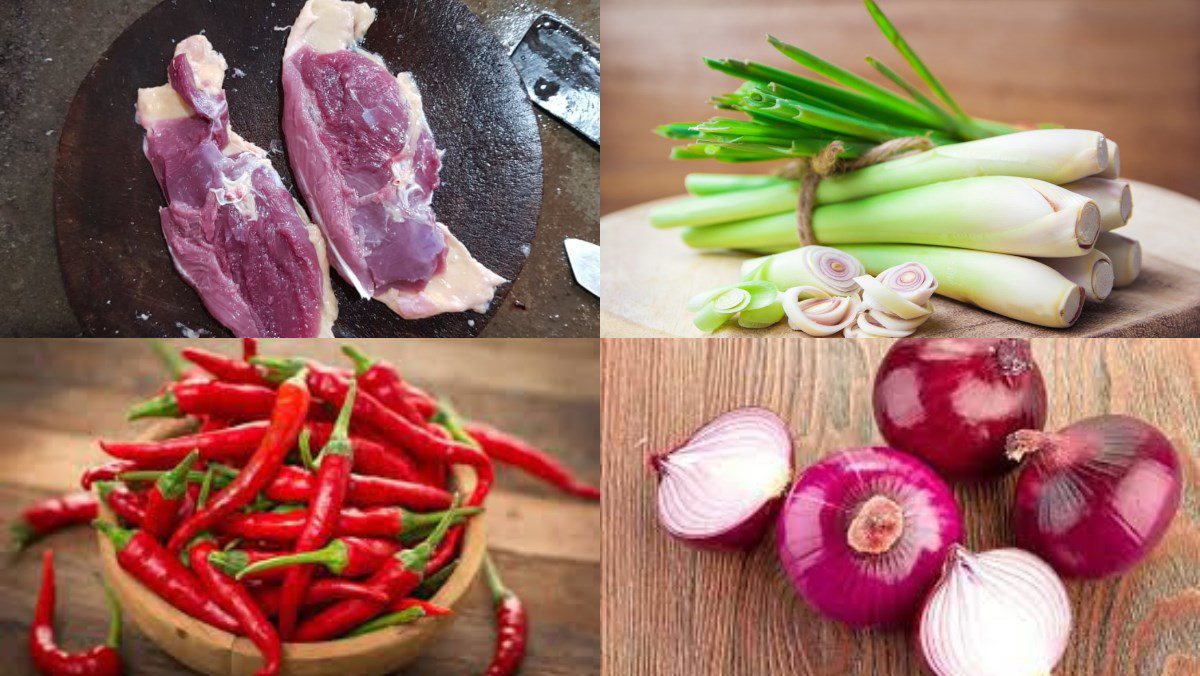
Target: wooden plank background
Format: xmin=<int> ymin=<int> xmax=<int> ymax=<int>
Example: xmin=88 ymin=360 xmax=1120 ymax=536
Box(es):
xmin=0 ymin=339 xmax=600 ymax=675
xmin=600 ymin=0 xmax=1200 ymax=214
xmin=602 ymin=339 xmax=1200 ymax=675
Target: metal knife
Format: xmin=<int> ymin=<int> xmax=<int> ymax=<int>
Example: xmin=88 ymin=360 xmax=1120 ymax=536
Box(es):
xmin=564 ymin=238 xmax=599 ymax=297
xmin=511 ymin=14 xmax=599 ymax=145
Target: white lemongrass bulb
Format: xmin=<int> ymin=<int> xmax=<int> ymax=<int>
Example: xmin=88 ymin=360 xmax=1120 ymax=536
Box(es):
xmin=1034 ymin=249 xmax=1114 ymax=302
xmin=813 ymin=176 xmax=1100 ymax=258
xmin=1096 ymin=139 xmax=1120 ymax=179
xmin=843 ymin=308 xmax=929 ymax=338
xmin=1094 ymin=231 xmax=1142 ymax=287
xmin=781 ymin=287 xmax=862 ymax=336
xmin=743 ymin=246 xmax=864 ymax=295
xmin=1062 ymin=177 xmax=1132 ymax=231
xmin=918 ymin=546 xmax=1071 ymax=676
xmin=818 ymin=129 xmax=1109 ymax=204
xmin=836 ymin=244 xmax=1085 ymax=329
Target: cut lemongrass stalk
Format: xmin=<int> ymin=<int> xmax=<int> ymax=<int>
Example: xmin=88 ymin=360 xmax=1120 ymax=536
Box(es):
xmin=685 ymin=174 xmax=793 ymax=196
xmin=834 ymin=244 xmax=1085 ymax=328
xmin=1062 ymin=177 xmax=1131 ymax=231
xmin=650 ymin=183 xmax=796 ymax=229
xmin=1033 ymin=249 xmax=1114 ymax=303
xmin=1094 ymin=231 xmax=1142 ymax=287
xmin=738 ymin=300 xmax=786 ymax=329
xmin=843 ymin=310 xmax=924 ymax=338
xmin=1097 ymin=139 xmax=1120 ymax=178
xmin=816 ymin=129 xmax=1109 ymax=204
xmin=854 ymin=274 xmax=931 ymax=320
xmin=742 ymin=245 xmax=864 ymax=295
xmin=685 ymin=176 xmax=1100 ymax=258
xmin=781 ymin=287 xmax=862 ymax=336
xmin=688 ymin=281 xmax=779 ymax=333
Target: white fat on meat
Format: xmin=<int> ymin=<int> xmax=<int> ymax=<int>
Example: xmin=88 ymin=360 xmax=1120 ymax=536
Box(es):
xmin=376 ymin=224 xmax=508 ymax=319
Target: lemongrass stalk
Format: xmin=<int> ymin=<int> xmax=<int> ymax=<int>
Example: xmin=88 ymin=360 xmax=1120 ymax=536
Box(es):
xmin=1096 ymin=139 xmax=1120 ymax=178
xmin=682 ymin=176 xmax=1100 ymax=257
xmin=1061 ymin=178 xmax=1132 ymax=231
xmin=685 ymin=174 xmax=793 ymax=196
xmin=650 ymin=183 xmax=796 ymax=229
xmin=1034 ymin=249 xmax=1113 ymax=302
xmin=741 ymin=245 xmax=864 ymax=294
xmin=781 ymin=287 xmax=862 ymax=336
xmin=1094 ymin=232 xmax=1141 ymax=287
xmin=834 ymin=244 xmax=1085 ymax=328
xmin=816 ymin=129 xmax=1108 ymax=203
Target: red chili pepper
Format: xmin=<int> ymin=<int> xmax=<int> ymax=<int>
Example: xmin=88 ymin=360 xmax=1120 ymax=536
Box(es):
xmin=127 ymin=381 xmax=280 ymax=421
xmin=81 ymin=461 xmax=141 ymax=490
xmin=228 ymin=537 xmax=400 ymax=580
xmin=341 ymin=345 xmax=428 ymax=424
xmin=306 ymin=422 xmax=422 ymax=483
xmin=266 ymin=465 xmax=453 ymax=510
xmin=92 ymin=520 xmax=240 ymax=634
xmin=30 ymin=549 xmax=123 ymax=676
xmin=189 ymin=538 xmax=280 ymax=676
xmin=466 ymin=423 xmax=601 ymax=500
xmin=291 ymin=497 xmax=462 ymax=642
xmin=389 ymin=597 xmax=452 ymax=616
xmin=345 ymin=605 xmax=427 ymax=637
xmin=426 ymin=526 xmax=464 ymax=577
xmin=11 ymin=492 xmax=99 ymax=552
xmin=141 ymin=451 xmax=199 ymax=541
xmin=94 ymin=482 xmax=147 ymax=527
xmin=182 ymin=347 xmax=271 ymax=387
xmin=258 ymin=361 xmax=493 ymax=506
xmin=218 ymin=506 xmax=480 ymax=544
xmin=274 ymin=381 xmax=358 ymax=639
xmin=412 ymin=559 xmax=458 ymax=600
xmin=242 ymin=338 xmax=258 ymax=362
xmin=99 ymin=422 xmax=268 ymax=468
xmin=483 ymin=555 xmax=528 ymax=676
xmin=198 ymin=417 xmax=231 ymax=433
xmin=166 ymin=374 xmax=311 ymax=553
xmin=252 ymin=578 xmax=390 ymax=616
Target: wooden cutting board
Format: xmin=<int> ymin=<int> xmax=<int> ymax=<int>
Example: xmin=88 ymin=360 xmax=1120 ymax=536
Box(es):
xmin=54 ymin=0 xmax=542 ymax=338
xmin=602 ymin=339 xmax=1200 ymax=675
xmin=600 ymin=181 xmax=1200 ymax=337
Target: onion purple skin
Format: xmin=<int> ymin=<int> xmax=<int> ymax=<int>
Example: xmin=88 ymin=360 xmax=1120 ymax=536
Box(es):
xmin=776 ymin=447 xmax=964 ymax=629
xmin=1013 ymin=414 xmax=1183 ymax=579
xmin=873 ymin=338 xmax=1048 ymax=481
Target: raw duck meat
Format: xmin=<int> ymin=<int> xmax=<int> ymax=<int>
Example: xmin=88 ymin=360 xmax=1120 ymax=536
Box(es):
xmin=282 ymin=0 xmax=506 ymax=319
xmin=136 ymin=36 xmax=337 ymax=337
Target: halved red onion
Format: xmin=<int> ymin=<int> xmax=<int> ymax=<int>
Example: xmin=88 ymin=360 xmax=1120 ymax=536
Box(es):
xmin=777 ymin=447 xmax=963 ymax=628
xmin=1008 ymin=414 xmax=1182 ymax=578
xmin=918 ymin=546 xmax=1071 ymax=676
xmin=651 ymin=407 xmax=794 ymax=550
xmin=873 ymin=339 xmax=1047 ymax=479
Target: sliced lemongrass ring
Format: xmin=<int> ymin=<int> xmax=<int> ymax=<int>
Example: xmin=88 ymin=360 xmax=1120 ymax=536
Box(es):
xmin=855 ymin=274 xmax=932 ymax=320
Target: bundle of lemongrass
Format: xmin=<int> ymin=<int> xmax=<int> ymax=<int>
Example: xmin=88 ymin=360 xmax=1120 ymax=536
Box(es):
xmin=654 ymin=0 xmax=1142 ymax=332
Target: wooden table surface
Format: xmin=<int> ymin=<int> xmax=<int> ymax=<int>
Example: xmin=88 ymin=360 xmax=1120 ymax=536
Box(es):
xmin=602 ymin=339 xmax=1200 ymax=675
xmin=0 ymin=339 xmax=600 ymax=675
xmin=600 ymin=0 xmax=1200 ymax=214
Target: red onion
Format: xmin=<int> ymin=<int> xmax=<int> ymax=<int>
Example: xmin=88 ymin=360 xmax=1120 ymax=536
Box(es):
xmin=651 ymin=407 xmax=794 ymax=550
xmin=1008 ymin=414 xmax=1182 ymax=578
xmin=918 ymin=546 xmax=1071 ymax=676
xmin=776 ymin=447 xmax=962 ymax=628
xmin=873 ymin=338 xmax=1047 ymax=480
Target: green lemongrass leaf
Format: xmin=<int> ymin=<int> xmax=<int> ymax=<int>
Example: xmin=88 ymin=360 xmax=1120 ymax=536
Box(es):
xmin=766 ymin=35 xmax=931 ymax=123
xmin=656 ymin=123 xmax=702 ymax=139
xmin=692 ymin=303 xmax=733 ymax=333
xmin=685 ymin=173 xmax=795 ymax=196
xmin=742 ymin=89 xmax=929 ymax=143
xmin=863 ymin=0 xmax=969 ymax=120
xmin=705 ymin=58 xmax=939 ymax=129
xmin=865 ymin=56 xmax=966 ymax=136
xmin=738 ymin=300 xmax=786 ymax=329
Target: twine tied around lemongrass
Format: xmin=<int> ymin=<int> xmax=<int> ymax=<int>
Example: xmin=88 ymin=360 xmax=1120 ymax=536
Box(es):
xmin=777 ymin=137 xmax=935 ymax=246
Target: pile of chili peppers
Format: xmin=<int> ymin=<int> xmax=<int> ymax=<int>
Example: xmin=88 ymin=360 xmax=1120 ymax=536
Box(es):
xmin=13 ymin=339 xmax=598 ymax=676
